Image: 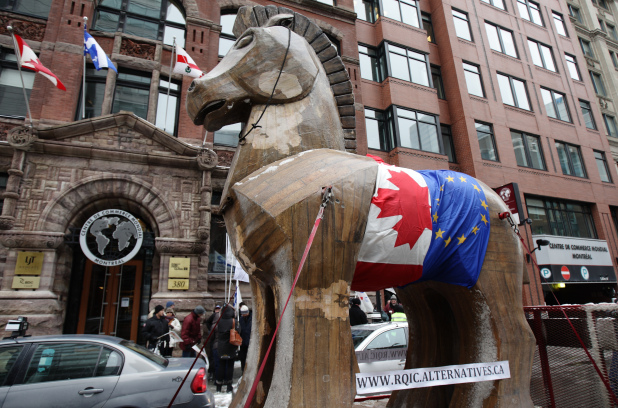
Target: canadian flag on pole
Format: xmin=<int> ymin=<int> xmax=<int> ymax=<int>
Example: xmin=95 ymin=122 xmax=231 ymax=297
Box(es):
xmin=13 ymin=33 xmax=66 ymax=91
xmin=172 ymin=44 xmax=204 ymax=78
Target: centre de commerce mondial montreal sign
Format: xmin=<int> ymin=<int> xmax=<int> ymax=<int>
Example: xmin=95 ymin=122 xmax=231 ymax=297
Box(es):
xmin=80 ymin=209 xmax=144 ymax=266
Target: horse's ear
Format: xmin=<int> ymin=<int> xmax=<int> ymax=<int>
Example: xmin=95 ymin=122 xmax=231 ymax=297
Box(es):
xmin=265 ymin=14 xmax=295 ymax=29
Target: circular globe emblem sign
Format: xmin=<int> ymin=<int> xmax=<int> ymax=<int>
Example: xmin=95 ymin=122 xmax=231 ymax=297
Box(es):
xmin=80 ymin=209 xmax=143 ymax=266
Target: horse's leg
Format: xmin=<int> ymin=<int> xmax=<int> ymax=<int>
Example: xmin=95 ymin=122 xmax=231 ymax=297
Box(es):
xmin=390 ymin=186 xmax=535 ymax=408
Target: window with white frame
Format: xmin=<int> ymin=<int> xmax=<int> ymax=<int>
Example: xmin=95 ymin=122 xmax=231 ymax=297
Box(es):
xmin=541 ymin=88 xmax=571 ymax=122
xmin=497 ymin=73 xmax=530 ymax=110
xmin=528 ymin=39 xmax=556 ymax=71
xmin=485 ymin=22 xmax=518 ymax=58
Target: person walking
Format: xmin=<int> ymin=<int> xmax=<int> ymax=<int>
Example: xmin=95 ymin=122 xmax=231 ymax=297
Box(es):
xmin=164 ymin=307 xmax=181 ymax=357
xmin=180 ymin=305 xmax=205 ymax=357
xmin=142 ymin=305 xmax=168 ymax=354
xmin=349 ymin=298 xmax=368 ymax=326
xmin=391 ymin=304 xmax=407 ymax=322
xmin=216 ymin=304 xmax=239 ymax=393
xmin=238 ymin=305 xmax=252 ymax=372
xmin=204 ymin=304 xmax=221 ymax=381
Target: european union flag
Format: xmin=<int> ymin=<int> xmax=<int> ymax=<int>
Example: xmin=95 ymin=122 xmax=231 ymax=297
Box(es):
xmin=415 ymin=170 xmax=490 ymax=288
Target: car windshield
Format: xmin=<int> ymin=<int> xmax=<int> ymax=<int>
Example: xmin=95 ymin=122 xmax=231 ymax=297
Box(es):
xmin=120 ymin=340 xmax=168 ymax=367
xmin=351 ymin=329 xmax=375 ymax=348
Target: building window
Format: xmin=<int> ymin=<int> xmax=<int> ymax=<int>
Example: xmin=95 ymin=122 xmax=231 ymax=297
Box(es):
xmin=452 ymin=9 xmax=472 ymax=42
xmin=208 ymin=215 xmax=228 ymax=273
xmin=76 ymin=66 xmax=108 ymax=120
xmin=386 ymin=43 xmax=429 ymax=87
xmin=155 ymin=79 xmax=180 ymax=135
xmin=355 ymin=0 xmax=378 ymax=23
xmin=552 ymin=11 xmax=568 ymax=36
xmin=94 ymin=0 xmax=186 ymax=47
xmin=541 ymin=88 xmax=571 ymax=122
xmin=565 ymin=54 xmax=581 ymax=80
xmin=111 ymin=70 xmax=151 ymax=119
xmin=359 ymin=44 xmax=382 ymax=82
xmin=590 ymin=71 xmax=607 ymax=96
xmin=441 ymin=124 xmax=456 ymax=163
xmin=422 ymin=13 xmax=435 ymax=43
xmin=568 ymin=5 xmax=583 ymax=24
xmin=219 ymin=12 xmax=237 ymax=57
xmin=604 ymin=114 xmax=618 ymax=137
xmin=0 ymin=49 xmax=35 ymax=119
xmin=382 ymin=0 xmax=421 ymax=28
xmin=365 ymin=108 xmax=390 ymax=151
xmin=555 ymin=141 xmax=587 ymax=178
xmin=599 ymin=19 xmax=606 ymax=33
xmin=214 ymin=123 xmax=241 ymax=147
xmin=528 ymin=39 xmax=556 ymax=71
xmin=579 ymin=38 xmax=594 ymax=58
xmin=594 ymin=151 xmax=612 ymax=182
xmin=480 ymin=0 xmax=505 ymax=11
xmin=607 ymin=24 xmax=618 ymax=41
xmin=394 ymin=107 xmax=440 ymax=153
xmin=485 ymin=22 xmax=518 ymax=58
xmin=526 ymin=197 xmax=597 ymax=238
xmin=610 ymin=51 xmax=618 ymax=68
xmin=431 ymin=65 xmax=445 ymax=99
xmin=497 ymin=73 xmax=530 ymax=110
xmin=517 ymin=0 xmax=543 ymax=26
xmin=476 ymin=121 xmax=498 ymax=161
xmin=579 ymin=100 xmax=596 ymax=130
xmin=593 ymin=0 xmax=609 ymax=10
xmin=1 ymin=0 xmax=53 ymax=19
xmin=463 ymin=62 xmax=485 ymax=97
xmin=511 ymin=130 xmax=545 ymax=170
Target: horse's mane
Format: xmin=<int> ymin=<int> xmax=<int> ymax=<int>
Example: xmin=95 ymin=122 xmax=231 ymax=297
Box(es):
xmin=232 ymin=5 xmax=357 ymax=154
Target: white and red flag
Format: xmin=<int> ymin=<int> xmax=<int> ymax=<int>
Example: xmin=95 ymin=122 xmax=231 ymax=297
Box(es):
xmin=12 ymin=33 xmax=66 ymax=90
xmin=172 ymin=44 xmax=203 ymax=78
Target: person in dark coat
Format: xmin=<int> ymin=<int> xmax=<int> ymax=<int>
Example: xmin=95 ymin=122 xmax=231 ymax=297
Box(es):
xmin=142 ymin=305 xmax=168 ymax=354
xmin=180 ymin=305 xmax=205 ymax=357
xmin=349 ymin=298 xmax=368 ymax=326
xmin=203 ymin=304 xmax=221 ymax=380
xmin=216 ymin=304 xmax=239 ymax=393
xmin=238 ymin=305 xmax=252 ymax=372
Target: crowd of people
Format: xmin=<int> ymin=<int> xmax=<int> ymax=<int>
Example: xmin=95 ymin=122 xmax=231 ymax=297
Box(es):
xmin=141 ymin=300 xmax=252 ymax=394
xmin=349 ymin=294 xmax=407 ymax=326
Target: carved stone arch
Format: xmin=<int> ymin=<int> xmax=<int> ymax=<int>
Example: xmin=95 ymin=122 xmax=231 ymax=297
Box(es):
xmin=217 ymin=0 xmax=257 ymax=13
xmin=313 ymin=19 xmax=343 ymax=42
xmin=37 ymin=175 xmax=180 ymax=237
xmin=232 ymin=5 xmax=357 ymax=153
xmin=174 ymin=0 xmax=199 ymax=19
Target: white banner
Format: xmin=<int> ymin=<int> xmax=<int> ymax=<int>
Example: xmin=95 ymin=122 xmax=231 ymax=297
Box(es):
xmin=532 ymin=235 xmax=612 ymax=267
xmin=356 ymin=347 xmax=407 ymax=364
xmin=355 ymin=361 xmax=510 ymax=394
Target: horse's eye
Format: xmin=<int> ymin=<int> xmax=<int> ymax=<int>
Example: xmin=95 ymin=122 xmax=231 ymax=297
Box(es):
xmin=236 ymin=34 xmax=253 ymax=49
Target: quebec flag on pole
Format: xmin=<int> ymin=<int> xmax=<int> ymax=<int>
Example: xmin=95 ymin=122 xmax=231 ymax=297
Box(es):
xmin=84 ymin=26 xmax=117 ymax=72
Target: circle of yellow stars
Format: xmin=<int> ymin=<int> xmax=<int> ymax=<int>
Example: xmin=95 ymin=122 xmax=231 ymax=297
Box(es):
xmin=432 ymin=174 xmax=489 ymax=248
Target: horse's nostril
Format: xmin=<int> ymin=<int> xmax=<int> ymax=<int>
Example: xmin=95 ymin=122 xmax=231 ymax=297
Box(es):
xmin=188 ymin=80 xmax=196 ymax=92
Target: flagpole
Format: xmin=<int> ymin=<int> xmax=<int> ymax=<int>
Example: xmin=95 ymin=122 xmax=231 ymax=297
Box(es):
xmin=7 ymin=26 xmax=34 ymax=128
xmin=82 ymin=16 xmax=88 ymax=120
xmin=165 ymin=37 xmax=175 ymax=133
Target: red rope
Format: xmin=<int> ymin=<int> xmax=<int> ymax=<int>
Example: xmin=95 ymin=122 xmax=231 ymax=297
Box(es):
xmin=509 ymin=216 xmax=618 ymax=406
xmin=243 ymin=188 xmax=332 ymax=408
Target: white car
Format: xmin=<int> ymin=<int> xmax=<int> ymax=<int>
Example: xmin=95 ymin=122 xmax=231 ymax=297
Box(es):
xmin=352 ymin=322 xmax=408 ymax=374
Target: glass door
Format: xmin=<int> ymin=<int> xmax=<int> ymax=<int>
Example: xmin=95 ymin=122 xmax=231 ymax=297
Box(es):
xmin=77 ymin=260 xmax=143 ymax=341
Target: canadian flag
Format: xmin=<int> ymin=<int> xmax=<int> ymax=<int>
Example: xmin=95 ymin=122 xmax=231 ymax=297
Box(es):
xmin=172 ymin=44 xmax=204 ymax=78
xmin=13 ymin=33 xmax=66 ymax=90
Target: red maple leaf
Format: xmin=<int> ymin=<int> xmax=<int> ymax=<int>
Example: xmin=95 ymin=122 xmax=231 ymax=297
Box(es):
xmin=373 ymin=170 xmax=432 ymax=249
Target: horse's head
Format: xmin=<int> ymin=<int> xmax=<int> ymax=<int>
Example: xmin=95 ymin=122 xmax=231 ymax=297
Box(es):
xmin=187 ymin=15 xmax=321 ymax=132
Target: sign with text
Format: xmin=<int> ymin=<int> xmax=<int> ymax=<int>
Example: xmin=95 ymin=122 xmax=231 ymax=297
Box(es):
xmin=168 ymin=278 xmax=189 ymax=290
xmin=356 ymin=347 xmax=407 ymax=364
xmin=12 ymin=276 xmax=41 ymax=289
xmin=169 ymin=257 xmax=190 ymax=278
xmin=15 ymin=251 xmax=44 ymax=275
xmin=532 ymin=235 xmax=616 ymax=283
xmin=355 ymin=361 xmax=510 ymax=394
xmin=493 ymin=183 xmax=524 ymax=225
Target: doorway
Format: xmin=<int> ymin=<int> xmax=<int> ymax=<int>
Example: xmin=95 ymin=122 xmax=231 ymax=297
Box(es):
xmin=77 ymin=260 xmax=142 ymax=341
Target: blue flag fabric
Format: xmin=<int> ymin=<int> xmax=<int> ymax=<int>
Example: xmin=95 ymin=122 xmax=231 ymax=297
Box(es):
xmin=415 ymin=170 xmax=491 ymax=288
xmin=84 ymin=27 xmax=117 ymax=72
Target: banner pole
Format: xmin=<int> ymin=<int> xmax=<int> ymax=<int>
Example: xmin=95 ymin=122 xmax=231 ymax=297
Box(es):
xmin=7 ymin=26 xmax=34 ymax=128
xmin=82 ymin=16 xmax=88 ymax=120
xmin=164 ymin=38 xmax=175 ymax=133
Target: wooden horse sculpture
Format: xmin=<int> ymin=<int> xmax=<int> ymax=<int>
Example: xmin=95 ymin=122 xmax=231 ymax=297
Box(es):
xmin=187 ymin=5 xmax=535 ymax=408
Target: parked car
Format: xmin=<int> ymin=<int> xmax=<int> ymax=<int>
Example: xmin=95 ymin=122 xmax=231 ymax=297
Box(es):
xmin=352 ymin=322 xmax=408 ymax=374
xmin=0 ymin=334 xmax=214 ymax=408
